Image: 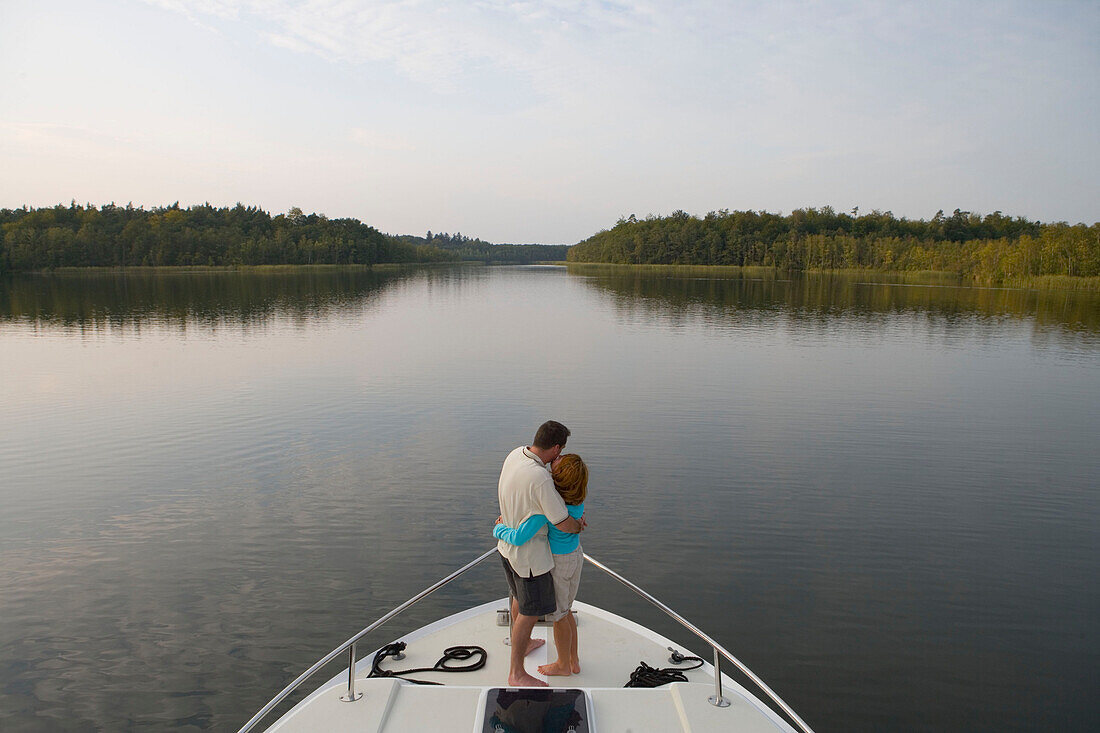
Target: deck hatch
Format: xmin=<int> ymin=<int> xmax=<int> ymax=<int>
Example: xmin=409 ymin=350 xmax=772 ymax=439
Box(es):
xmin=482 ymin=687 xmax=589 ymax=733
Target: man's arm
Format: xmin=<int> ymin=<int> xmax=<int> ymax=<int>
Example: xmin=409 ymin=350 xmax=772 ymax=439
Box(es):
xmin=493 ymin=514 xmax=549 ymax=546
xmin=554 ymin=515 xmax=583 ymax=534
xmin=534 ymin=475 xmax=572 ymax=532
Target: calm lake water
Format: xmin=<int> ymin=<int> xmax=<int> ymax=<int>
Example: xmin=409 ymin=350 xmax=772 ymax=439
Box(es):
xmin=1 ymin=265 xmax=1097 ymax=732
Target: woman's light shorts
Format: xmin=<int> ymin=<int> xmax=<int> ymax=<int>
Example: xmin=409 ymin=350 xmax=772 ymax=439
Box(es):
xmin=547 ymin=546 xmax=583 ymax=622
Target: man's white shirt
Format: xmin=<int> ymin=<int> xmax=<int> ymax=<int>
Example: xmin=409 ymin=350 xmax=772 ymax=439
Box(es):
xmin=497 ymin=446 xmax=569 ymax=577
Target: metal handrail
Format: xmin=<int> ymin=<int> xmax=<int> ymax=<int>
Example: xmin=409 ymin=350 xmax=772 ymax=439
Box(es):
xmin=236 ymin=547 xmax=499 ymax=733
xmin=237 ymin=546 xmax=814 ymax=733
xmin=582 ymin=552 xmax=816 ymax=733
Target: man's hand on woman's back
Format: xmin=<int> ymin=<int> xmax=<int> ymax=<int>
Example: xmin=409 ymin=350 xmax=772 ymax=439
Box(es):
xmin=555 ymin=515 xmax=584 ymax=534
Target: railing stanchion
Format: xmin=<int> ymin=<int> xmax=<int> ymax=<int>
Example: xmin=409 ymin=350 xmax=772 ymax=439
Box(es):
xmin=340 ymin=642 xmax=362 ymax=702
xmin=708 ymin=646 xmax=731 ymax=707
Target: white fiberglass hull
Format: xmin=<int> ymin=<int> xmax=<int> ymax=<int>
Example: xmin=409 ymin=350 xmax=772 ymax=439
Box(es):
xmin=265 ymin=598 xmax=797 ymax=733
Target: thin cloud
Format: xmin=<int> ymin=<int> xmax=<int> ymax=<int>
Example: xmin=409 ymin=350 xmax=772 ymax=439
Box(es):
xmin=2 ymin=121 xmax=135 ymax=152
xmin=139 ymin=0 xmax=661 ymax=93
xmin=349 ymin=127 xmax=415 ymax=151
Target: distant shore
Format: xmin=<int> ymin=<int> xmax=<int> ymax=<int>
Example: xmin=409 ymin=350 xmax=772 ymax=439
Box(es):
xmin=8 ymin=261 xmax=1100 ymax=291
xmin=11 ymin=261 xmax=565 ymax=276
xmin=559 ymin=262 xmax=1100 ymax=291
xmin=10 ymin=262 xmax=482 ymax=275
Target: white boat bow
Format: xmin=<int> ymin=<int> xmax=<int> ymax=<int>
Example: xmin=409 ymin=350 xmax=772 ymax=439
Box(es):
xmin=238 ymin=549 xmax=815 ymax=733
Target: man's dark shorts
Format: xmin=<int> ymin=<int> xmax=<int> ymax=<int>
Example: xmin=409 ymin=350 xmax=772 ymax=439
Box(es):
xmin=499 ymin=552 xmax=557 ymax=617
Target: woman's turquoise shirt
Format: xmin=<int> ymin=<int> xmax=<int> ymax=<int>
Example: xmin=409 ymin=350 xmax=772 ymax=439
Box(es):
xmin=493 ymin=502 xmax=584 ymax=555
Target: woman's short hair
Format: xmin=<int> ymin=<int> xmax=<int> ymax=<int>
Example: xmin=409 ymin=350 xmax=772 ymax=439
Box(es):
xmin=552 ymin=454 xmax=588 ymax=505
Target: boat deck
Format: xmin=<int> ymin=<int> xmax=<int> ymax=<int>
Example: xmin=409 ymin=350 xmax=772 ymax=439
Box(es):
xmin=266 ymin=599 xmax=793 ymax=732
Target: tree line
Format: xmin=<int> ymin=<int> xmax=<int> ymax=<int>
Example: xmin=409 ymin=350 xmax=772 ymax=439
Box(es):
xmin=392 ymin=231 xmax=569 ymax=263
xmin=566 ymin=208 xmax=1100 ymax=283
xmin=0 ymin=203 xmax=570 ymax=274
xmin=0 ymin=202 xmax=457 ymax=273
xmin=7 ymin=203 xmax=1095 ymax=282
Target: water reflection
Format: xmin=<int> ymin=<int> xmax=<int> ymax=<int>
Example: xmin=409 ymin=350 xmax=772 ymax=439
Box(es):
xmin=5 ymin=267 xmax=1097 ymax=345
xmin=571 ymin=267 xmax=1100 ymax=346
xmin=0 ymin=266 xmax=473 ymax=333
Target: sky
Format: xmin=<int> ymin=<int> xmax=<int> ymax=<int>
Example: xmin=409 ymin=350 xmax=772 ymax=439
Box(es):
xmin=1 ymin=1 xmax=1097 ymax=243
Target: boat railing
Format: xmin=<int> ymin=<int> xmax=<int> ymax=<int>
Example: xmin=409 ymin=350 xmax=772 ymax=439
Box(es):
xmin=582 ymin=552 xmax=816 ymax=733
xmin=236 ymin=547 xmax=814 ymax=733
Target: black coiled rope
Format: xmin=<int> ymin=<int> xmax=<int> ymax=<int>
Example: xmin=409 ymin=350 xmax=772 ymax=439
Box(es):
xmin=367 ymin=641 xmax=487 ymax=686
xmin=623 ymin=651 xmax=704 ymax=688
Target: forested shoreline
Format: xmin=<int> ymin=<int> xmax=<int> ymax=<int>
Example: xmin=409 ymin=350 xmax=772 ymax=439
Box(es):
xmin=0 ymin=203 xmax=566 ymax=274
xmin=391 ymin=231 xmax=570 ymax=263
xmin=5 ymin=203 xmax=1098 ymax=286
xmin=0 ymin=203 xmax=455 ymax=272
xmin=567 ymin=208 xmax=1100 ymax=285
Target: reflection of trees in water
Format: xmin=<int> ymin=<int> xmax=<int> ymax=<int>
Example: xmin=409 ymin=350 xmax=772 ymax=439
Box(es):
xmin=0 ymin=267 xmax=457 ymax=332
xmin=576 ymin=270 xmax=1100 ymax=345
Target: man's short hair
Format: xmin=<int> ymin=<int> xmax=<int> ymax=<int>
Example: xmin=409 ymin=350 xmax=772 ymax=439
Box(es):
xmin=532 ymin=420 xmax=570 ymax=450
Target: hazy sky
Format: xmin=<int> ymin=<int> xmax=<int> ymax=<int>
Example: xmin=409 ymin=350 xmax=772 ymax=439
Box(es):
xmin=1 ymin=1 xmax=1097 ymax=243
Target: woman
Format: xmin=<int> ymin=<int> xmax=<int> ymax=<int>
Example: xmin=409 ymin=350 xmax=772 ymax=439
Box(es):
xmin=494 ymin=453 xmax=588 ymax=676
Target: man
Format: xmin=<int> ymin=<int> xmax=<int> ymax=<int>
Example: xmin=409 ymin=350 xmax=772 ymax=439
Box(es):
xmin=497 ymin=420 xmax=583 ymax=687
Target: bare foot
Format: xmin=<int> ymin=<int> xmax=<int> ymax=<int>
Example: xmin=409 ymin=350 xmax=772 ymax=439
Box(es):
xmin=525 ymin=638 xmax=545 ymax=656
xmin=537 ymin=661 xmax=573 ymax=677
xmin=508 ymin=672 xmax=548 ymax=687
xmin=571 ymin=660 xmax=581 ymax=674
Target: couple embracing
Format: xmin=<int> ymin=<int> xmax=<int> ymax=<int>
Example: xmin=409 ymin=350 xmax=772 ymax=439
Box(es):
xmin=495 ymin=420 xmax=589 ymax=687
